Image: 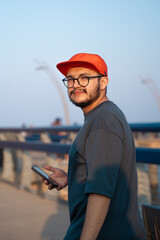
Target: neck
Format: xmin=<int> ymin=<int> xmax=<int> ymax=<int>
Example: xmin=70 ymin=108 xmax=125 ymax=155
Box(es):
xmin=82 ymin=95 xmax=109 ymax=114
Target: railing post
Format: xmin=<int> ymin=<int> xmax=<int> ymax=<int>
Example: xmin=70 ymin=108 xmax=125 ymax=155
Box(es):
xmin=148 ymin=164 xmax=159 ymax=187
xmin=136 ymin=163 xmax=151 ymax=213
xmin=0 ymin=148 xmax=3 ymax=169
xmin=16 ymin=133 xmax=33 ymax=190
xmin=0 ymin=133 xmax=15 ymax=182
xmin=1 ymin=148 xmax=15 ymax=182
xmin=135 ymin=136 xmax=156 ymax=212
xmin=148 ymin=139 xmax=160 ymax=187
xmin=40 ymin=133 xmax=59 ymax=200
xmin=20 ymin=150 xmax=33 ymax=189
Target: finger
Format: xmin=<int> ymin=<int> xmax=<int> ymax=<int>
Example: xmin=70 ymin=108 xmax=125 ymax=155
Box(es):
xmin=44 ymin=180 xmax=49 ymax=185
xmin=41 ymin=178 xmax=49 ymax=185
xmin=48 ymin=184 xmax=54 ymax=190
xmin=56 ymin=185 xmax=61 ymax=191
xmin=44 ymin=164 xmax=57 ymax=173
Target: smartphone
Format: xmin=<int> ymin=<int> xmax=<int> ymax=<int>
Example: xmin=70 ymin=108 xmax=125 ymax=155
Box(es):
xmin=31 ymin=165 xmax=58 ymax=188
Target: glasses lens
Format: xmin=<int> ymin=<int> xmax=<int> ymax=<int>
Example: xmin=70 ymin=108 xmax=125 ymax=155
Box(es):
xmin=63 ymin=76 xmax=89 ymax=88
xmin=78 ymin=76 xmax=89 ymax=87
xmin=63 ymin=78 xmax=73 ymax=88
xmin=67 ymin=78 xmax=74 ymax=88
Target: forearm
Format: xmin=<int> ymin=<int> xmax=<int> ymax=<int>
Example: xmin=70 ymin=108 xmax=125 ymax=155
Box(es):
xmin=80 ymin=193 xmax=111 ymax=240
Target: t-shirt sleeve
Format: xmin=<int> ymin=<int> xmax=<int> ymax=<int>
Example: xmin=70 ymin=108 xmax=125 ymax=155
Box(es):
xmin=84 ymin=129 xmax=123 ymax=198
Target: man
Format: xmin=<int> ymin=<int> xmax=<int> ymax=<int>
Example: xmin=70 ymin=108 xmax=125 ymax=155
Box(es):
xmin=43 ymin=53 xmax=147 ymax=240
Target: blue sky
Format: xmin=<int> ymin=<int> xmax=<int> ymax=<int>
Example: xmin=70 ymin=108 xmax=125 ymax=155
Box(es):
xmin=0 ymin=0 xmax=160 ymax=126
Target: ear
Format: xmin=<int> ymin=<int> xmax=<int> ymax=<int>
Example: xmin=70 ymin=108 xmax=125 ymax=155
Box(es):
xmin=100 ymin=77 xmax=109 ymax=90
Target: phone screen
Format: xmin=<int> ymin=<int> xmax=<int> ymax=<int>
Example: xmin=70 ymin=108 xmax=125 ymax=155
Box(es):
xmin=31 ymin=166 xmax=58 ymax=187
xmin=32 ymin=166 xmax=50 ymax=180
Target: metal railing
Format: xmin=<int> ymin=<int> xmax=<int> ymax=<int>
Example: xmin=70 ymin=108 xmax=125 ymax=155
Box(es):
xmin=0 ymin=122 xmax=160 ymax=133
xmin=0 ymin=123 xmax=160 ymax=164
xmin=0 ymin=123 xmax=159 ymax=207
xmin=0 ymin=140 xmax=159 ymax=164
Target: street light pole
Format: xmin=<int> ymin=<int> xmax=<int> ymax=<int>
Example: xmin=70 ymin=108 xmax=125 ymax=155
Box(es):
xmin=36 ymin=61 xmax=70 ymax=125
xmin=141 ymin=77 xmax=160 ymax=111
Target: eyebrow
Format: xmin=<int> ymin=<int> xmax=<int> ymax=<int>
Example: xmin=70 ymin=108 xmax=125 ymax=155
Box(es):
xmin=66 ymin=73 xmax=91 ymax=78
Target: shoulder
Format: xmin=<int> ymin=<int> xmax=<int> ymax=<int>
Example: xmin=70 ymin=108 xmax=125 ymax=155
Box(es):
xmin=85 ymin=101 xmax=129 ymax=140
xmin=89 ymin=101 xmax=126 ymax=127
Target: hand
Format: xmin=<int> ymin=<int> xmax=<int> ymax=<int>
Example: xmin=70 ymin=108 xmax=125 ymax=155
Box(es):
xmin=41 ymin=165 xmax=68 ymax=191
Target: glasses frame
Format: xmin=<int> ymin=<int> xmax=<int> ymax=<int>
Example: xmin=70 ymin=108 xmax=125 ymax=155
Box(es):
xmin=62 ymin=75 xmax=104 ymax=88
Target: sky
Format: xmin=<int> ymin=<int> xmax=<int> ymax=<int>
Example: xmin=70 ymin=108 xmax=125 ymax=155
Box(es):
xmin=0 ymin=0 xmax=160 ymax=127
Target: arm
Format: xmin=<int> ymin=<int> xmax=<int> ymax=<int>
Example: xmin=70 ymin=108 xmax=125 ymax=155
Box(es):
xmin=80 ymin=193 xmax=111 ymax=240
xmin=42 ymin=165 xmax=68 ymax=191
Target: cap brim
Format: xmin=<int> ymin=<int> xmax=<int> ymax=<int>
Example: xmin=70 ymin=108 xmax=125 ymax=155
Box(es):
xmin=56 ymin=61 xmax=100 ymax=77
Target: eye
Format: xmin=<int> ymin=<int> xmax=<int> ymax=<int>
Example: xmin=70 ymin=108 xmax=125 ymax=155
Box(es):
xmin=67 ymin=77 xmax=73 ymax=81
xmin=80 ymin=76 xmax=88 ymax=80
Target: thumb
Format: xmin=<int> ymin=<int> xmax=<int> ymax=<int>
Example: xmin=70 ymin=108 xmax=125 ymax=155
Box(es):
xmin=44 ymin=164 xmax=57 ymax=173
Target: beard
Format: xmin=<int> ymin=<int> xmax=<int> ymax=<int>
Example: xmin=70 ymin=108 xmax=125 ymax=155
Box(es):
xmin=68 ymin=82 xmax=101 ymax=108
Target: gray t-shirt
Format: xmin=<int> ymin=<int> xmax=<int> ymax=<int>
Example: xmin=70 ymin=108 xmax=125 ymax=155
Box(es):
xmin=64 ymin=101 xmax=147 ymax=240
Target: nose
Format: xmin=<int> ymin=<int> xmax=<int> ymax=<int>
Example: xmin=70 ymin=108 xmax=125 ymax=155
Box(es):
xmin=73 ymin=79 xmax=81 ymax=88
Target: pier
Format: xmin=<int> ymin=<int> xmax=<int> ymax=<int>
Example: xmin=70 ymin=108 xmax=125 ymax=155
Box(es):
xmin=0 ymin=124 xmax=160 ymax=239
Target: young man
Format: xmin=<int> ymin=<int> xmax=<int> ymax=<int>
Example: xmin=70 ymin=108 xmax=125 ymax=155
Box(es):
xmin=43 ymin=53 xmax=147 ymax=240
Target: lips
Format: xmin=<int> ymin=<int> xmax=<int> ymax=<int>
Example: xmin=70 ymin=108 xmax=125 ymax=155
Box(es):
xmin=73 ymin=91 xmax=84 ymax=95
xmin=70 ymin=89 xmax=87 ymax=95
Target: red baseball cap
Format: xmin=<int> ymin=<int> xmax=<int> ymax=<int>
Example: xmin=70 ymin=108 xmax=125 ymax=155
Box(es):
xmin=56 ymin=53 xmax=108 ymax=77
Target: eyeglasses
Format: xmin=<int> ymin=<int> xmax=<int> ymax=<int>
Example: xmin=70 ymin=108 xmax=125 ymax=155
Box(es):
xmin=62 ymin=75 xmax=103 ymax=88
